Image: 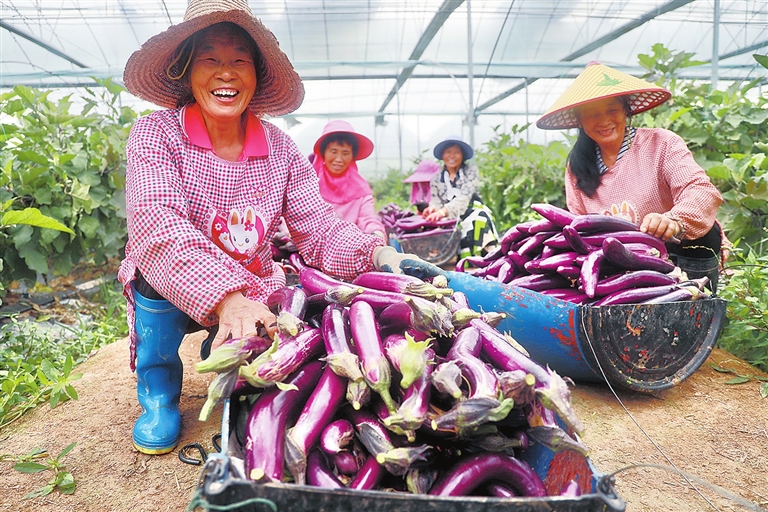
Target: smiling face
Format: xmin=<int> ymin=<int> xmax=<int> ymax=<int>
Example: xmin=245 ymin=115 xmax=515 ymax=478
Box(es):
xmin=323 ymin=141 xmax=355 ymax=176
xmin=441 ymin=145 xmax=465 ymax=172
xmin=576 ymin=97 xmax=628 ymax=152
xmin=188 ymin=24 xmax=257 ymax=127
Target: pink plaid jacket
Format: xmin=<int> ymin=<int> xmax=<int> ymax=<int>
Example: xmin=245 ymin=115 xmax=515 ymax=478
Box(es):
xmin=118 ymin=108 xmax=383 ymax=368
xmin=565 ymin=128 xmax=723 ymax=240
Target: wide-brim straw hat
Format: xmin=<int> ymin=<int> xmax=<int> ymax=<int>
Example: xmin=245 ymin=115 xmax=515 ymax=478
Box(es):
xmin=536 ymin=62 xmax=671 ymax=130
xmin=123 ymin=0 xmax=304 ymax=117
xmin=313 ymin=120 xmax=374 ymax=160
xmin=403 ymin=160 xmax=440 ymax=183
xmin=433 ymin=135 xmax=473 ymax=161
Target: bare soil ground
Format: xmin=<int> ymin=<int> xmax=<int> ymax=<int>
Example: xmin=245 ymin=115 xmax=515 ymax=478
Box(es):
xmin=1 ymin=331 xmax=766 ymax=512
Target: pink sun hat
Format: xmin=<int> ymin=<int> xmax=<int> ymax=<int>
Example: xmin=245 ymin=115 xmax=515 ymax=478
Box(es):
xmin=313 ymin=120 xmax=374 ymax=160
xmin=403 ymin=160 xmax=440 ymax=183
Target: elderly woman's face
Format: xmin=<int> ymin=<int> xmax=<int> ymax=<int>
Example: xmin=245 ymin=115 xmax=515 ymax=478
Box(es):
xmin=441 ymin=145 xmax=464 ymax=171
xmin=577 ymin=97 xmax=627 ymax=150
xmin=323 ymin=141 xmax=355 ymax=176
xmin=189 ymin=26 xmax=257 ymax=126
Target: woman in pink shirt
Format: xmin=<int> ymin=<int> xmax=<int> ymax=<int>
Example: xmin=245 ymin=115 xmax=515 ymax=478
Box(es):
xmin=311 ymin=120 xmax=386 ymax=240
xmin=119 ymin=0 xmax=438 ymax=455
xmin=537 ymin=62 xmax=729 ymax=292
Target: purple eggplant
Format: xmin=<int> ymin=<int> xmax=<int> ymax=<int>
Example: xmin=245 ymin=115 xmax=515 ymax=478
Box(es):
xmin=331 ymin=450 xmax=362 ymax=476
xmin=582 ymin=230 xmax=668 ymax=256
xmin=472 ymin=318 xmax=584 ymax=436
xmin=239 ymin=328 xmax=324 ymax=389
xmin=486 ymin=482 xmax=518 ymax=498
xmin=378 ymin=296 xmax=453 ymax=337
xmin=530 ymin=203 xmax=576 ymax=227
xmin=517 ymin=231 xmax=559 ymax=257
xmin=428 ymin=453 xmax=547 ymax=497
xmin=346 ymin=407 xmax=429 ymax=476
xmin=593 ymin=269 xmax=679 ymax=297
xmin=320 ymin=418 xmax=355 ymax=454
xmin=320 ymin=304 xmax=367 ymax=409
xmin=525 ymin=218 xmax=561 ymax=234
xmin=382 ymin=349 xmax=435 ymax=432
xmin=284 ymin=366 xmax=348 ymax=485
xmin=509 ymin=273 xmax=571 ymax=291
xmin=556 ymin=265 xmax=582 ymax=280
xmin=298 ymin=266 xmax=349 ymax=295
xmin=266 ymin=285 xmax=308 ymax=318
xmin=352 ymin=271 xmax=452 ymax=300
xmin=594 ymin=284 xmax=679 ymax=306
xmin=531 ymin=251 xmax=580 ymax=272
xmin=562 ymin=224 xmax=595 ymax=254
xmin=446 ymin=326 xmax=499 ymax=400
xmin=430 ymin=396 xmax=515 ymax=438
xmin=194 ymin=334 xmax=272 ymax=374
xmin=579 ymin=249 xmax=604 ymax=298
xmin=306 ymin=449 xmax=344 ymax=489
xmin=349 ymin=301 xmax=397 ymax=413
xmin=570 ymin=214 xmax=639 ymax=233
xmin=245 ymin=361 xmax=323 ymax=483
xmin=406 ymin=467 xmax=439 ymax=495
xmin=601 ymin=237 xmax=675 ymax=273
xmin=349 ymin=456 xmax=385 ymax=490
xmin=198 ymin=369 xmax=238 ymax=422
xmin=642 ymin=285 xmax=708 ymax=304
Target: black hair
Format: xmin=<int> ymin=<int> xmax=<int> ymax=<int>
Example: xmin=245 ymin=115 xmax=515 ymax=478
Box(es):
xmin=566 ymin=96 xmax=632 ymax=197
xmin=320 ymin=133 xmax=359 ymax=159
xmin=170 ymin=22 xmax=266 ymax=109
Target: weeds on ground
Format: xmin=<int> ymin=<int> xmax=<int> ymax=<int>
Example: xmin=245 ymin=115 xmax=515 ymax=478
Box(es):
xmin=0 ymin=280 xmax=127 ymax=431
xmin=0 ymin=442 xmax=77 ymax=498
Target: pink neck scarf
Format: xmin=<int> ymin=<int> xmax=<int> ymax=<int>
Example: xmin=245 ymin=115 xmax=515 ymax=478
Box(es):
xmin=312 ymin=152 xmax=373 ymax=203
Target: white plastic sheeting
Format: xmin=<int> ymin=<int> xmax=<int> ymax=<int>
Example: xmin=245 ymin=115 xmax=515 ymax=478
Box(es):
xmin=1 ymin=0 xmax=766 ymax=175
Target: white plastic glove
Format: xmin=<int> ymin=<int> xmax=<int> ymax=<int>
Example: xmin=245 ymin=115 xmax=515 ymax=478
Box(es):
xmin=372 ymin=246 xmax=445 ymax=279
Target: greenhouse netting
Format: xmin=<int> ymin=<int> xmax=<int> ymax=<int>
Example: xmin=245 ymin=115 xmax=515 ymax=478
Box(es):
xmin=1 ymin=0 xmax=766 ymax=174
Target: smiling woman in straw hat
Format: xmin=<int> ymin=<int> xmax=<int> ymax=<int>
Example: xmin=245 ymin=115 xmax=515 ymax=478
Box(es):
xmin=310 ymin=120 xmax=386 ymax=239
xmin=537 ymin=62 xmax=730 ymax=292
xmin=118 ymin=0 xmax=442 ymax=456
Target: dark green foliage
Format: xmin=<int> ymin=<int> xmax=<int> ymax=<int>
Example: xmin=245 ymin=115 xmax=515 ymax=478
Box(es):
xmin=475 ymin=124 xmax=570 ymax=232
xmin=370 ymin=166 xmax=412 ymax=212
xmin=0 ymin=79 xmax=137 ymax=285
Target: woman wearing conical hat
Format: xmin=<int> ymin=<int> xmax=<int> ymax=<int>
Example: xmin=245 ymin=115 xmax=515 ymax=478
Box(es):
xmin=537 ymin=62 xmax=729 ymax=291
xmin=118 ymin=0 xmax=441 ymax=455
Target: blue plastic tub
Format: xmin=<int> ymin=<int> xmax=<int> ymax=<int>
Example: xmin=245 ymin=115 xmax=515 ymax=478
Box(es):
xmin=446 ymin=271 xmax=727 ymax=393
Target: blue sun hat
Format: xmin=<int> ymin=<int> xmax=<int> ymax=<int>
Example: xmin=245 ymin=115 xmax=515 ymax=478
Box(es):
xmin=433 ymin=135 xmax=473 ymax=162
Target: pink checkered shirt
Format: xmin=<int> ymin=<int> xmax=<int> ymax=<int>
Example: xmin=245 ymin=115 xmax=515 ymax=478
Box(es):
xmin=565 ymin=128 xmax=723 ymax=240
xmin=118 ymin=108 xmax=383 ymax=368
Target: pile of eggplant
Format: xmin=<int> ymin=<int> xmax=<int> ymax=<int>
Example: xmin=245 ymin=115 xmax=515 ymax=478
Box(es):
xmin=196 ymin=261 xmax=589 ymax=498
xmin=378 ymin=203 xmax=457 ymax=240
xmin=456 ymin=204 xmax=712 ymax=305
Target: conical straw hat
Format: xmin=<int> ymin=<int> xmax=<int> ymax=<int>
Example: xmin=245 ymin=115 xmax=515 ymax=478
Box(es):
xmin=123 ymin=0 xmax=303 ymax=117
xmin=536 ymin=62 xmax=670 ymax=130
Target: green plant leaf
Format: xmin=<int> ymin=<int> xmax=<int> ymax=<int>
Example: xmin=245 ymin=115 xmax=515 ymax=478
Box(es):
xmin=24 ymin=483 xmax=55 ymax=499
xmin=760 ymin=382 xmax=768 ymax=399
xmin=754 ymin=54 xmax=768 ymax=70
xmin=58 ymin=472 xmax=76 ymax=494
xmin=14 ymin=461 xmax=49 ymax=473
xmin=725 ymin=376 xmax=751 ymax=385
xmin=2 ymin=208 xmax=75 ymax=234
xmin=56 ymin=442 xmax=77 ymax=461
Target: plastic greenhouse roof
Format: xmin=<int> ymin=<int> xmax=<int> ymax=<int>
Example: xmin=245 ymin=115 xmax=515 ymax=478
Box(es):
xmin=1 ymin=0 xmax=767 ymax=175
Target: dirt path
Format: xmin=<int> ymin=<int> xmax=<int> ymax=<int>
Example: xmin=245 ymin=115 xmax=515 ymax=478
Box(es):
xmin=1 ymin=333 xmax=766 ymax=512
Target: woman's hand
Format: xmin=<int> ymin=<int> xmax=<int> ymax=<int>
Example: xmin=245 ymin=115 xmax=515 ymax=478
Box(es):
xmin=423 ymin=207 xmax=448 ymax=223
xmin=640 ymin=213 xmax=683 ymax=242
xmin=211 ymin=291 xmax=277 ymax=351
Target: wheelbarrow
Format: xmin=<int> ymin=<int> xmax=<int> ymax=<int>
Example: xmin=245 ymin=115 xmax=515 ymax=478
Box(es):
xmin=446 ymin=271 xmax=727 ymax=393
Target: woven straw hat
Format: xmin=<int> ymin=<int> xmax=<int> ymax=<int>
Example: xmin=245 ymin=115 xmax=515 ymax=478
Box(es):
xmin=313 ymin=120 xmax=374 ymax=160
xmin=536 ymin=62 xmax=671 ymax=130
xmin=123 ymin=0 xmax=303 ymax=117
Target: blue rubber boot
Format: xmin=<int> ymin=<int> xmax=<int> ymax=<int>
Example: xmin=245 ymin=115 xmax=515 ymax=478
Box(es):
xmin=132 ymin=286 xmax=188 ymax=455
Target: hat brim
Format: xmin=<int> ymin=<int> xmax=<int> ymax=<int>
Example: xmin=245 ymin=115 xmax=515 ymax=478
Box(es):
xmin=313 ymin=130 xmax=374 ymax=160
xmin=536 ymin=63 xmax=670 ymax=130
xmin=433 ymin=139 xmax=473 ymax=161
xmin=123 ymin=10 xmax=304 ymax=117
